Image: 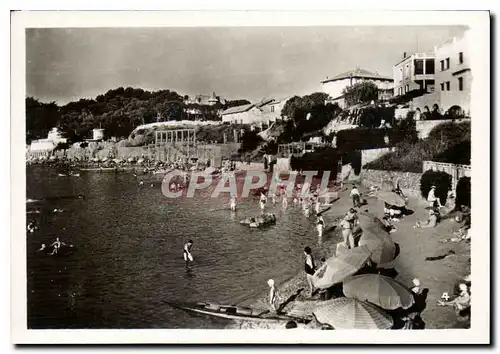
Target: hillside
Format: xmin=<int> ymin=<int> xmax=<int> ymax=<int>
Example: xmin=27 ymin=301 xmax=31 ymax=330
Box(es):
xmin=364 ymin=120 xmax=471 ymax=172
xmin=26 ymin=87 xmax=250 ymax=144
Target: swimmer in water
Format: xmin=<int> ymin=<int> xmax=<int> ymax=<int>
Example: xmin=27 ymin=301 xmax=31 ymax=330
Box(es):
xmin=53 ymin=208 xmax=64 ymax=213
xmin=183 ymin=240 xmax=194 ymax=266
xmin=139 ymin=180 xmax=144 ymax=186
xmin=37 ymin=244 xmax=46 ymax=252
xmin=50 ymin=237 xmax=67 ymax=255
xmin=27 ymin=221 xmax=36 ymax=233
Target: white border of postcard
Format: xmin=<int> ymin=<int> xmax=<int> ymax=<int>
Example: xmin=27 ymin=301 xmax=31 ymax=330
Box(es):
xmin=11 ymin=10 xmax=490 ymax=344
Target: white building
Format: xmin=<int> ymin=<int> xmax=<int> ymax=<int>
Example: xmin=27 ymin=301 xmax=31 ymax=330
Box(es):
xmin=220 ymin=98 xmax=290 ymax=126
xmin=321 ymin=68 xmax=394 ymax=102
xmin=411 ymin=29 xmax=472 ymax=118
xmin=29 ymin=127 xmax=67 ymax=152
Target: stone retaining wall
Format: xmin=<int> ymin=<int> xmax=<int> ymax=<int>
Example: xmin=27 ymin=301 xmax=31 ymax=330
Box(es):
xmin=359 ymin=169 xmax=422 ymax=197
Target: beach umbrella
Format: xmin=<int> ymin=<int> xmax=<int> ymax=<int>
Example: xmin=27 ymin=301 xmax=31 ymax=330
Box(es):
xmin=343 ymin=274 xmax=415 ymax=310
xmin=313 ymin=298 xmax=393 ymax=329
xmin=358 ymin=230 xmax=396 ymax=265
xmin=376 ymin=191 xmax=406 ymax=207
xmin=311 ymin=246 xmax=370 ymax=289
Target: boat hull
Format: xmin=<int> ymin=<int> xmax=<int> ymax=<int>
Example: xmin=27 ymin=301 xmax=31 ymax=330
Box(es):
xmin=168 ymin=302 xmax=308 ymax=324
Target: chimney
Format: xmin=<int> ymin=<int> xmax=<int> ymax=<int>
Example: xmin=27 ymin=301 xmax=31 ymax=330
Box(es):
xmin=403 ymin=52 xmax=407 ymax=59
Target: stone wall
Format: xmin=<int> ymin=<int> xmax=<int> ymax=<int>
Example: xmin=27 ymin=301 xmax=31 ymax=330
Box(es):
xmin=233 ymin=161 xmax=266 ymax=171
xmin=359 ymin=169 xmax=422 ymax=197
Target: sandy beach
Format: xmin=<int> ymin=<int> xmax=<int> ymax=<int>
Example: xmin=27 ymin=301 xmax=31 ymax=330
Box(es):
xmin=226 ymin=183 xmax=471 ymax=330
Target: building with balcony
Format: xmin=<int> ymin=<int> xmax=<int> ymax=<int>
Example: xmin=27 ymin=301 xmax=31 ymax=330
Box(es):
xmin=320 ymin=68 xmax=394 ymax=103
xmin=393 ymin=52 xmax=436 ymax=96
xmin=411 ymin=29 xmax=472 ymax=118
xmin=433 ymin=29 xmax=472 ymax=116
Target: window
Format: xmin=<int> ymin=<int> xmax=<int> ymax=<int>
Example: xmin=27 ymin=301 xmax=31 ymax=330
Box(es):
xmin=440 ymin=60 xmax=444 ymax=71
xmin=405 ymin=84 xmax=409 ymax=93
xmin=445 ymin=58 xmax=450 ymax=70
xmin=414 ymin=59 xmax=424 ymax=75
xmin=425 ymin=60 xmax=435 ymax=74
xmin=440 ymin=83 xmax=445 ymax=91
xmin=458 ymin=77 xmax=464 ymax=91
xmin=405 ymin=64 xmax=410 ymax=78
xmin=459 ymin=52 xmax=464 ymax=64
xmin=270 ymin=105 xmax=275 ymax=113
xmin=446 ymin=81 xmax=450 ymax=91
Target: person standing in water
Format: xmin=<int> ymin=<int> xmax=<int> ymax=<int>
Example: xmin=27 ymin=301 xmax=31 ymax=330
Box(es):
xmin=259 ymin=193 xmax=267 ymax=212
xmin=183 ymin=240 xmax=194 ymax=266
xmin=340 ymin=215 xmax=354 ymax=249
xmin=304 ymin=246 xmax=316 ymax=297
xmin=267 ymin=279 xmax=281 ymax=313
xmin=230 ymin=196 xmax=237 ymax=211
xmin=316 ymin=215 xmax=325 ymax=238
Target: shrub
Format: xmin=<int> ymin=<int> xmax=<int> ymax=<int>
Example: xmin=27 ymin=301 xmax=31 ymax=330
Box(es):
xmin=455 ymin=176 xmax=471 ymax=210
xmin=434 ymin=140 xmax=471 ymax=165
xmin=420 ymin=170 xmax=452 ymax=205
xmin=238 ymin=130 xmax=264 ymax=153
xmin=290 ymin=147 xmax=339 ymax=176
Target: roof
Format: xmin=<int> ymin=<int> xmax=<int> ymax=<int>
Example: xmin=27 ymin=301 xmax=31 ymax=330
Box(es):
xmin=321 ymin=68 xmax=393 ymax=83
xmin=220 ymin=103 xmax=255 ymax=115
xmin=255 ymin=98 xmax=276 ymax=108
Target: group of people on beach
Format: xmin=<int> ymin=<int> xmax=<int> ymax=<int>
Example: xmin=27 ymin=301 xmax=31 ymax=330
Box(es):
xmin=264 ymin=181 xmax=472 ymax=326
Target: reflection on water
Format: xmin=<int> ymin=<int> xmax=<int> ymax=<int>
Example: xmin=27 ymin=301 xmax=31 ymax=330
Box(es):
xmin=26 ymin=166 xmax=339 ymax=329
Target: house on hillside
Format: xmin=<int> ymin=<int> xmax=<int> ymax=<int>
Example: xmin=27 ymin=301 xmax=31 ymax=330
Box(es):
xmin=393 ymin=52 xmax=436 ymax=96
xmin=320 ymin=67 xmax=394 ymax=102
xmin=184 ymin=92 xmax=226 ymax=120
xmin=28 ymin=127 xmax=67 ymax=157
xmin=221 ymin=97 xmax=290 ymax=126
xmin=221 ymin=103 xmax=260 ymax=124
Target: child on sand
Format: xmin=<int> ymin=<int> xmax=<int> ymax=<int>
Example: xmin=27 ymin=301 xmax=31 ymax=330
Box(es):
xmin=437 ymin=284 xmax=471 ymax=316
xmin=415 ymin=209 xmax=439 ymax=228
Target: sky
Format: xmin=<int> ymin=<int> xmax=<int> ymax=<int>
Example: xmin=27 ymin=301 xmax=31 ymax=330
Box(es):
xmin=26 ymin=26 xmax=467 ymax=105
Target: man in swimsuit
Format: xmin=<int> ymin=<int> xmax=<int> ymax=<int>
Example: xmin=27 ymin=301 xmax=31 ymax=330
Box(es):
xmin=183 ymin=240 xmax=194 ymax=266
xmin=304 ymin=246 xmax=316 ymax=297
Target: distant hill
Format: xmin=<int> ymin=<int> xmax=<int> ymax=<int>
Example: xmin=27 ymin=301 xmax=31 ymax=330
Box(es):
xmin=26 ymin=87 xmax=250 ymax=144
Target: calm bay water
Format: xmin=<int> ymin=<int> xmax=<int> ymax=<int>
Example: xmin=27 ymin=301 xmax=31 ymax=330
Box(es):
xmin=26 ymin=165 xmax=329 ymax=329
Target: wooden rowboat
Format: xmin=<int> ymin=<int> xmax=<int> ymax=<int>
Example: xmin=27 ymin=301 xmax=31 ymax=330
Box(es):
xmin=167 ymin=302 xmax=310 ymax=324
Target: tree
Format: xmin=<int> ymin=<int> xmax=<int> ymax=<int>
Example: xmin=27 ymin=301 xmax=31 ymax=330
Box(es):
xmin=342 ymin=81 xmax=379 ymax=106
xmin=280 ymin=93 xmax=339 ymax=143
xmin=25 ymin=97 xmax=61 ymax=144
